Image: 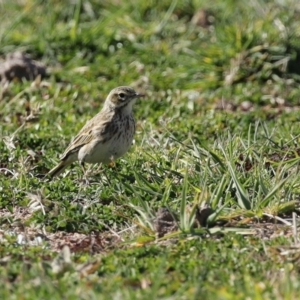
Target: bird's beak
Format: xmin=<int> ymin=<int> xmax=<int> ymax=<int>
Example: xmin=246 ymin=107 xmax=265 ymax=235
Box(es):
xmin=135 ymin=92 xmax=145 ymax=98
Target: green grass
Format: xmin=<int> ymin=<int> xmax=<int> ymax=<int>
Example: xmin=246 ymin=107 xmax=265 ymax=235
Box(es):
xmin=1 ymin=0 xmax=300 ymax=298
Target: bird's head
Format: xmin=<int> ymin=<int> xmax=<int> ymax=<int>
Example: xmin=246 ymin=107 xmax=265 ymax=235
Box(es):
xmin=105 ymin=86 xmax=142 ymax=111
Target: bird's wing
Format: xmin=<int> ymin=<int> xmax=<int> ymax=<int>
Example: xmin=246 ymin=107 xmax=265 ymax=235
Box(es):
xmin=60 ymin=110 xmax=116 ymax=160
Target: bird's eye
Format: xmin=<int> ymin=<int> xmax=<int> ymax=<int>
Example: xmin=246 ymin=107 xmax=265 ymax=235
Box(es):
xmin=119 ymin=92 xmax=126 ymax=100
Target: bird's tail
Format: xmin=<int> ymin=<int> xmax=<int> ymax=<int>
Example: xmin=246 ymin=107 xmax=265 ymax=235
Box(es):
xmin=47 ymin=160 xmax=71 ymax=179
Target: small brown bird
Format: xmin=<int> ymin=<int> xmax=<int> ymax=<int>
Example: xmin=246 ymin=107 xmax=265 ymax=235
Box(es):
xmin=47 ymin=86 xmax=142 ymax=178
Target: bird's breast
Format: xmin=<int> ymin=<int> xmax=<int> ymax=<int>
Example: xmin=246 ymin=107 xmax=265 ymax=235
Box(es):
xmin=78 ymin=114 xmax=135 ymax=164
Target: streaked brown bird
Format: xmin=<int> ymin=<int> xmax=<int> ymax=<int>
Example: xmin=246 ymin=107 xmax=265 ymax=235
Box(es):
xmin=47 ymin=86 xmax=141 ymax=178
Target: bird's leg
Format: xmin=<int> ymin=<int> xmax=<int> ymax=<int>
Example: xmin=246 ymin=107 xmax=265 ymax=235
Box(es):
xmin=103 ymin=158 xmax=118 ymax=186
xmin=93 ymin=163 xmax=111 ymax=186
xmin=102 ymin=166 xmax=111 ymax=186
xmin=79 ymin=161 xmax=91 ymax=185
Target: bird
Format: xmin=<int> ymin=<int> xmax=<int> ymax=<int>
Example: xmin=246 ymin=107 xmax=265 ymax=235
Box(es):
xmin=47 ymin=86 xmax=142 ymax=178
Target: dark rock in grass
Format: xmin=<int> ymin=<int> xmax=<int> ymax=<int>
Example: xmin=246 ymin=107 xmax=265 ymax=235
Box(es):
xmin=0 ymin=52 xmax=47 ymax=83
xmin=154 ymin=207 xmax=178 ymax=238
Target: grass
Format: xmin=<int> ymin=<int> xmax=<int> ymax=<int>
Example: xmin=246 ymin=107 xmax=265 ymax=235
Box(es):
xmin=1 ymin=0 xmax=300 ymax=298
